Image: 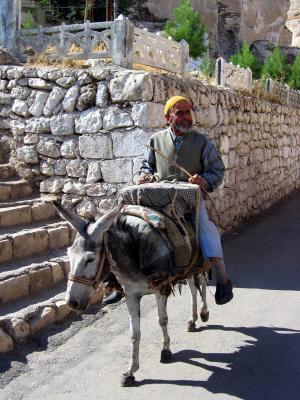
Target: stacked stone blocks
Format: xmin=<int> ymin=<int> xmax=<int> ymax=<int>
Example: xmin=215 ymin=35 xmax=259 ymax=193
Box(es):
xmin=1 ymin=64 xmax=299 ymax=231
xmin=0 ymin=162 xmax=106 ymax=352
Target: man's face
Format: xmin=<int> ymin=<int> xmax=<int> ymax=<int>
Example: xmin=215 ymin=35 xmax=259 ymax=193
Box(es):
xmin=165 ymin=100 xmax=193 ymax=135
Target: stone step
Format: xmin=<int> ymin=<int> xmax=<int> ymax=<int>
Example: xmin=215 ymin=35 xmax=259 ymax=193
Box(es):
xmin=0 ymin=194 xmax=51 ymax=208
xmin=0 ymin=247 xmax=68 ymax=275
xmin=0 ymin=201 xmax=57 ymax=228
xmin=0 ymin=180 xmax=33 ymax=201
xmin=0 ymin=220 xmax=75 ymax=264
xmin=0 ymin=282 xmax=71 ymax=350
xmin=0 ymin=164 xmax=15 ymax=180
xmin=0 ymin=251 xmax=70 ymax=305
xmin=0 ymin=280 xmax=104 ymax=352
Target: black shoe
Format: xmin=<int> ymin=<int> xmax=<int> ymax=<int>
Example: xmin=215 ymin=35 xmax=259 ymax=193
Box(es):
xmin=102 ymin=291 xmax=124 ymax=305
xmin=215 ymin=279 xmax=233 ymax=305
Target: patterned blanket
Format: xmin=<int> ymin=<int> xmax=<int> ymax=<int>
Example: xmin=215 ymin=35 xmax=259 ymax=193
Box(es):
xmin=120 ymin=182 xmax=203 ymax=276
xmin=119 ymin=181 xmax=201 ymax=219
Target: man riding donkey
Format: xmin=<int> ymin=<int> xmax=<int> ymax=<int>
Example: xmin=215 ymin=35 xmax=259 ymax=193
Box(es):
xmin=102 ymin=95 xmax=233 ymax=306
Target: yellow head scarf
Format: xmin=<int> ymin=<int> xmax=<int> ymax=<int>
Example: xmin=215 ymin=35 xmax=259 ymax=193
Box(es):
xmin=164 ymin=96 xmax=190 ymax=115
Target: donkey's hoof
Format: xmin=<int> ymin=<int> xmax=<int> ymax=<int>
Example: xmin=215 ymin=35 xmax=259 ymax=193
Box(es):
xmin=186 ymin=321 xmax=196 ymax=332
xmin=160 ymin=349 xmax=172 ymax=363
xmin=121 ymin=374 xmax=135 ymax=387
xmin=200 ymin=311 xmax=209 ymax=322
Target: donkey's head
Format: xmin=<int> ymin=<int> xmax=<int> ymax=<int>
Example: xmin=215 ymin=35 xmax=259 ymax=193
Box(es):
xmin=54 ymin=202 xmax=123 ymax=312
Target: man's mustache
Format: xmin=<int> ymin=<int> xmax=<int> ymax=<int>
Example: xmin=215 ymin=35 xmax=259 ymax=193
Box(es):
xmin=173 ymin=122 xmax=192 ymax=133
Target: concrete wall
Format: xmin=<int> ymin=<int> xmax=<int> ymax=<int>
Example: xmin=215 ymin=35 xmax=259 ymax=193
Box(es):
xmin=0 ymin=0 xmax=21 ymax=50
xmin=0 ymin=64 xmax=299 ymax=231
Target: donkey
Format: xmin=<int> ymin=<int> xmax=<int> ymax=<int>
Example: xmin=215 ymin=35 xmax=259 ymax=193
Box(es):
xmin=55 ymin=202 xmax=209 ymax=387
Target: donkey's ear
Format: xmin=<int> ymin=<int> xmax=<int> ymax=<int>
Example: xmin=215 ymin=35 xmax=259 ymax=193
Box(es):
xmin=91 ymin=202 xmax=123 ymax=241
xmin=53 ymin=201 xmax=87 ymax=233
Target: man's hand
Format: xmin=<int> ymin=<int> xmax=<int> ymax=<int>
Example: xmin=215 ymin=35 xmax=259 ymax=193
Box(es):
xmin=188 ymin=174 xmax=207 ymax=191
xmin=137 ymin=174 xmax=155 ymax=185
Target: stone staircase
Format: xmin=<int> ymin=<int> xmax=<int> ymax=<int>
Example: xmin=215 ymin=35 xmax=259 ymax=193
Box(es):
xmin=0 ymin=163 xmax=103 ymax=352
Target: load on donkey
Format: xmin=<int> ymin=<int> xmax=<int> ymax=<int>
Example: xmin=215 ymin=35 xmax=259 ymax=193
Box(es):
xmin=54 ymin=95 xmax=233 ymax=386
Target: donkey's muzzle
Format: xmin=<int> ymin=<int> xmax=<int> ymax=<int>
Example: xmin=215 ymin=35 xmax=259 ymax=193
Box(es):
xmin=67 ymin=298 xmax=89 ymax=312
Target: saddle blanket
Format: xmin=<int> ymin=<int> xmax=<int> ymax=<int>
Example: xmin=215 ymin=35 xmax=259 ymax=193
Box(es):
xmin=122 ymin=204 xmax=202 ymax=275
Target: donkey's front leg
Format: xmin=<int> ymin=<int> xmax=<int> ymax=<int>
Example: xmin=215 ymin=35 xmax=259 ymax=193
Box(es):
xmin=155 ymin=293 xmax=172 ymax=363
xmin=121 ymin=293 xmax=142 ymax=387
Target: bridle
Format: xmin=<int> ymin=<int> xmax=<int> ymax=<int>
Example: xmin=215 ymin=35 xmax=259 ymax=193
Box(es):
xmin=68 ymin=232 xmax=116 ymax=289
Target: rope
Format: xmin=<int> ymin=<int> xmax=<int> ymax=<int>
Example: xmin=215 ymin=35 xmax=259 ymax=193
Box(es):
xmin=146 ymin=143 xmax=223 ymax=229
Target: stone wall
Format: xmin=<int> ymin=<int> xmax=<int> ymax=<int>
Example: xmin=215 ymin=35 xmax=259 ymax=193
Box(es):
xmin=0 ymin=64 xmax=300 ymax=231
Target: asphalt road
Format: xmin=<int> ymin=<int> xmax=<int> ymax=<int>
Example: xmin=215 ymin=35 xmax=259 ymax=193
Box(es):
xmin=1 ymin=190 xmax=300 ymax=400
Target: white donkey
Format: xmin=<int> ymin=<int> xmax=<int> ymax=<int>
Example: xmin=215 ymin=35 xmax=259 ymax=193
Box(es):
xmin=55 ymin=203 xmax=209 ymax=387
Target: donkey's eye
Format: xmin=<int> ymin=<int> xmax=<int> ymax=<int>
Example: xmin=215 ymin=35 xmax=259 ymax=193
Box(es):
xmin=85 ymin=252 xmax=95 ymax=263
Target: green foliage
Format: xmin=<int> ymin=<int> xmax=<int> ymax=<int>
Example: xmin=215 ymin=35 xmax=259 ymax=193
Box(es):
xmin=36 ymin=0 xmax=60 ymax=23
xmin=118 ymin=0 xmax=147 ymax=16
xmin=288 ymin=54 xmax=300 ymax=90
xmin=261 ymin=46 xmax=288 ymax=82
xmin=230 ymin=42 xmax=261 ymax=79
xmin=69 ymin=5 xmax=82 ymax=23
xmin=200 ymin=54 xmax=215 ymax=78
xmin=164 ymin=0 xmax=207 ymax=59
xmin=22 ymin=12 xmax=37 ymax=30
xmin=35 ymin=0 xmax=86 ymax=24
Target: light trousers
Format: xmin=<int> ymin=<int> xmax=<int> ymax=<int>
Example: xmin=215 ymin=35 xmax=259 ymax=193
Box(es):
xmin=198 ymin=199 xmax=223 ymax=259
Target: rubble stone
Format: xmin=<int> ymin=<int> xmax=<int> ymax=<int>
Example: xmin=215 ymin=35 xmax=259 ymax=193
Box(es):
xmin=62 ymin=85 xmax=79 ymax=112
xmin=75 ymin=108 xmax=103 ymax=134
xmin=0 ymin=328 xmax=14 ymax=353
xmin=60 ymin=138 xmax=78 ymax=159
xmin=87 ymin=161 xmax=102 ymax=183
xmin=17 ymin=146 xmax=39 ymax=164
xmin=131 ymin=102 xmax=165 ymax=128
xmin=37 ymin=138 xmax=61 ymax=158
xmin=66 ymin=159 xmax=87 ymax=178
xmin=110 ymin=72 xmax=153 ymax=102
xmin=50 ymin=114 xmax=74 ymax=136
xmin=28 ymin=78 xmax=52 ymax=90
xmin=79 ymin=135 xmax=112 ymax=159
xmin=96 ymin=83 xmax=109 ymax=107
xmin=101 ymin=159 xmax=132 ymax=183
xmin=29 ymin=91 xmax=49 ymax=117
xmin=103 ymin=106 xmax=133 ymax=130
xmin=43 ymin=87 xmax=66 ymax=116
xmin=26 ymin=117 xmax=50 ymax=134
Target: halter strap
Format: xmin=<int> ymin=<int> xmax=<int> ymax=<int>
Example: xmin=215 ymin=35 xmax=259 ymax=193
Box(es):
xmin=68 ymin=232 xmax=110 ymax=289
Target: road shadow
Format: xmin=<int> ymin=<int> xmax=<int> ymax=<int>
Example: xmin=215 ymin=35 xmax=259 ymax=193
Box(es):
xmin=135 ymin=324 xmax=300 ymax=400
xmin=221 ymin=190 xmax=300 ymax=291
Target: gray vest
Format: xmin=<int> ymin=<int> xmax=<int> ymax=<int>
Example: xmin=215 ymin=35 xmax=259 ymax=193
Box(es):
xmin=152 ymin=129 xmax=207 ymax=181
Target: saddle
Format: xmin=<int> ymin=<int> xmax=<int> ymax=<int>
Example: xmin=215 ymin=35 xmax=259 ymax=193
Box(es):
xmin=119 ymin=182 xmax=205 ymax=289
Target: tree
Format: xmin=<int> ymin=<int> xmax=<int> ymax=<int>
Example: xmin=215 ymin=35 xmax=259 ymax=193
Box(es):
xmin=230 ymin=41 xmax=261 ymax=79
xmin=288 ymin=53 xmax=300 ymax=90
xmin=199 ymin=54 xmax=215 ymax=78
xmin=261 ymin=46 xmax=288 ymax=82
xmin=36 ymin=0 xmax=60 ymax=23
xmin=35 ymin=0 xmax=87 ymax=24
xmin=164 ymin=0 xmax=207 ymax=59
xmin=22 ymin=11 xmax=37 ymax=29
